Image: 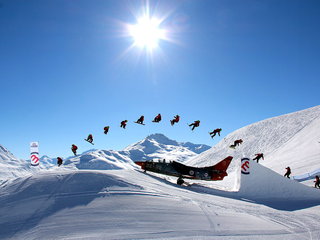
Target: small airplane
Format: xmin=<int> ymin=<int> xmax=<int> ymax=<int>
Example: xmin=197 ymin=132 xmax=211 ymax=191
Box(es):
xmin=135 ymin=156 xmax=233 ymax=181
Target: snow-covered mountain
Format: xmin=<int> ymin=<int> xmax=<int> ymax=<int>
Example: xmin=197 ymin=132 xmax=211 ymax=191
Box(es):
xmin=0 ymin=134 xmax=210 ymax=181
xmin=124 ymin=133 xmax=211 ymax=162
xmin=187 ymin=105 xmax=320 ymax=177
xmin=64 ymin=133 xmax=210 ymax=170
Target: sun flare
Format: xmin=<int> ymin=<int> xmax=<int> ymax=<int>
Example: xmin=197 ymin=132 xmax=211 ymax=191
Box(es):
xmin=128 ymin=16 xmax=166 ymax=50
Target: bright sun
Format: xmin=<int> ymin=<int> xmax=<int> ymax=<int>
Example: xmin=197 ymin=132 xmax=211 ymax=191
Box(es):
xmin=129 ymin=16 xmax=165 ymax=50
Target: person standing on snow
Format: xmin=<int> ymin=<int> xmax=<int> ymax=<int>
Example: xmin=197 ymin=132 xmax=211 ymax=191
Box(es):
xmin=284 ymin=167 xmax=291 ymax=179
xmin=314 ymin=175 xmax=320 ymax=189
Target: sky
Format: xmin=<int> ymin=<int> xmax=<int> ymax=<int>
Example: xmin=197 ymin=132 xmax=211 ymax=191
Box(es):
xmin=0 ymin=0 xmax=319 ymax=160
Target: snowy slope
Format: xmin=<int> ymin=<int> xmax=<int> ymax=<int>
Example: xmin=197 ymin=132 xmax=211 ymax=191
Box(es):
xmin=187 ymin=105 xmax=320 ymax=177
xmin=0 ymin=145 xmax=30 ymax=181
xmin=0 ymin=165 xmax=319 ymax=240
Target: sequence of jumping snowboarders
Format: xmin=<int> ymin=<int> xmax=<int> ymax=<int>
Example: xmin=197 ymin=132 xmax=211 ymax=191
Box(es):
xmin=57 ymin=113 xmax=318 ymax=188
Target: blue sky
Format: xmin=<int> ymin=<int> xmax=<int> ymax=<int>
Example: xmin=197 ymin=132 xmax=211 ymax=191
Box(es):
xmin=1 ymin=0 xmax=319 ymax=160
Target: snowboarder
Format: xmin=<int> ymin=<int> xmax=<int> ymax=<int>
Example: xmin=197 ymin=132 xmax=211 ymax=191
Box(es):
xmin=314 ymin=175 xmax=320 ymax=189
xmin=253 ymin=153 xmax=264 ymax=163
xmin=152 ymin=113 xmax=162 ymax=123
xmin=120 ymin=120 xmax=128 ymax=129
xmin=71 ymin=144 xmax=78 ymax=156
xmin=86 ymin=134 xmax=93 ymax=144
xmin=177 ymin=176 xmax=185 ymax=185
xmin=209 ymin=128 xmax=222 ymax=138
xmin=170 ymin=115 xmax=180 ymax=126
xmin=189 ymin=120 xmax=200 ymax=131
xmin=230 ymin=139 xmax=243 ymax=149
xmin=284 ymin=167 xmax=291 ymax=179
xmin=104 ymin=126 xmax=110 ymax=134
xmin=136 ymin=115 xmax=145 ymax=125
xmin=57 ymin=157 xmax=63 ymax=167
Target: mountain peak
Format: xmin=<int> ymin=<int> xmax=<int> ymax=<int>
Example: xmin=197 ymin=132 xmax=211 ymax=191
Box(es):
xmin=145 ymin=133 xmax=178 ymax=146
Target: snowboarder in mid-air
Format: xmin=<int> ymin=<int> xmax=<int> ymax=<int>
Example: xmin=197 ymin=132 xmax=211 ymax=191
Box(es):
xmin=135 ymin=115 xmax=145 ymax=125
xmin=120 ymin=120 xmax=128 ymax=129
xmin=85 ymin=134 xmax=94 ymax=144
xmin=314 ymin=175 xmax=320 ymax=189
xmin=209 ymin=128 xmax=222 ymax=138
xmin=152 ymin=113 xmax=162 ymax=123
xmin=104 ymin=126 xmax=110 ymax=134
xmin=57 ymin=157 xmax=63 ymax=167
xmin=170 ymin=115 xmax=180 ymax=126
xmin=71 ymin=144 xmax=78 ymax=156
xmin=189 ymin=120 xmax=200 ymax=131
xmin=284 ymin=167 xmax=291 ymax=179
xmin=253 ymin=153 xmax=264 ymax=163
xmin=230 ymin=139 xmax=243 ymax=149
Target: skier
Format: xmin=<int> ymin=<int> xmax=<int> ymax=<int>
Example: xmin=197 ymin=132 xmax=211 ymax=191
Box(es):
xmin=209 ymin=128 xmax=222 ymax=138
xmin=284 ymin=167 xmax=291 ymax=179
xmin=120 ymin=120 xmax=128 ymax=129
xmin=314 ymin=175 xmax=320 ymax=189
xmin=57 ymin=157 xmax=63 ymax=167
xmin=177 ymin=176 xmax=185 ymax=185
xmin=170 ymin=115 xmax=180 ymax=126
xmin=230 ymin=139 xmax=243 ymax=148
xmin=253 ymin=153 xmax=264 ymax=163
xmin=104 ymin=126 xmax=110 ymax=134
xmin=189 ymin=120 xmax=200 ymax=131
xmin=152 ymin=113 xmax=162 ymax=123
xmin=136 ymin=115 xmax=145 ymax=125
xmin=86 ymin=134 xmax=93 ymax=143
xmin=71 ymin=144 xmax=78 ymax=156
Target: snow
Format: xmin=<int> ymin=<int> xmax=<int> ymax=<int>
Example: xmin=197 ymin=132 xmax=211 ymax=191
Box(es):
xmin=1 ymin=106 xmax=320 ymax=239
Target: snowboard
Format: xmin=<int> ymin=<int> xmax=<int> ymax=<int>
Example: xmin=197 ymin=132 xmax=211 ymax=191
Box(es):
xmin=84 ymin=139 xmax=94 ymax=145
xmin=134 ymin=121 xmax=145 ymax=125
xmin=229 ymin=145 xmax=236 ymax=149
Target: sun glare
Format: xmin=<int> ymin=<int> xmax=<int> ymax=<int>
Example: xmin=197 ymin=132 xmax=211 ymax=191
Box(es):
xmin=129 ymin=17 xmax=165 ymax=50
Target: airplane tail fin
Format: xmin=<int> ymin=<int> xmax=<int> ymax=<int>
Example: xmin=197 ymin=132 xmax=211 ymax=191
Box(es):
xmin=135 ymin=161 xmax=146 ymax=170
xmin=211 ymin=156 xmax=233 ymax=180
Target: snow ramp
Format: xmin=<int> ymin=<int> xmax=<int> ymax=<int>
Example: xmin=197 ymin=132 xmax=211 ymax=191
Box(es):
xmin=239 ymin=158 xmax=320 ymax=201
xmin=191 ymin=158 xmax=320 ymax=210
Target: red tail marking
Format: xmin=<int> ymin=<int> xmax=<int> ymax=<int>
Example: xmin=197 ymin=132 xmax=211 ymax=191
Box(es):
xmin=211 ymin=156 xmax=233 ymax=180
xmin=135 ymin=161 xmax=146 ymax=170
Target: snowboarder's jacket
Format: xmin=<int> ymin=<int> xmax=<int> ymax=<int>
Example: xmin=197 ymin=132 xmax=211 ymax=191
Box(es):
xmin=174 ymin=115 xmax=180 ymax=122
xmin=104 ymin=126 xmax=109 ymax=131
xmin=214 ymin=128 xmax=222 ymax=133
xmin=71 ymin=145 xmax=78 ymax=151
xmin=234 ymin=139 xmax=243 ymax=145
xmin=57 ymin=157 xmax=63 ymax=166
xmin=88 ymin=134 xmax=93 ymax=140
xmin=194 ymin=120 xmax=200 ymax=127
xmin=254 ymin=153 xmax=264 ymax=160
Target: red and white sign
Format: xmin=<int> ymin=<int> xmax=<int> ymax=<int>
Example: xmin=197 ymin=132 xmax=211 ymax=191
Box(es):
xmin=30 ymin=142 xmax=39 ymax=166
xmin=241 ymin=158 xmax=250 ymax=175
